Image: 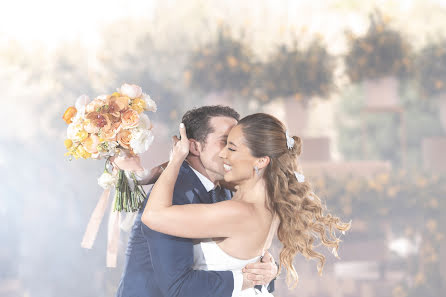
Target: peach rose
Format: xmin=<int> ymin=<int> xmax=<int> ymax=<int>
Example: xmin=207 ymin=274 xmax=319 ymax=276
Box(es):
xmin=108 ymin=96 xmax=129 ymax=117
xmin=86 ymin=98 xmax=106 ymax=113
xmin=84 ymin=119 xmax=100 ymax=134
xmin=121 ymin=109 xmax=140 ymax=129
xmin=86 ymin=112 xmax=111 ymax=131
xmin=101 ymin=120 xmax=121 ymax=141
xmin=117 ymin=129 xmax=132 ymax=149
xmin=63 ymin=106 xmax=77 ymax=124
xmin=82 ymin=134 xmax=100 ymax=154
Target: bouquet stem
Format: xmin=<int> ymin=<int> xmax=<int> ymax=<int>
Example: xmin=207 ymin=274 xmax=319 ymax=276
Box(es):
xmin=113 ymin=170 xmax=147 ymax=212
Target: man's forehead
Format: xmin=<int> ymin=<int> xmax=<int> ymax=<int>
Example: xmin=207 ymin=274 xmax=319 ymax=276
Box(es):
xmin=209 ymin=116 xmax=237 ymax=132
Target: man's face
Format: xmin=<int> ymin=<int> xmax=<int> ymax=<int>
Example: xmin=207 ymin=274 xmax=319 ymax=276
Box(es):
xmin=198 ymin=116 xmax=238 ymax=183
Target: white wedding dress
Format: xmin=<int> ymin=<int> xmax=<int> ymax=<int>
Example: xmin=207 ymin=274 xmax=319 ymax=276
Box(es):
xmin=192 ymin=215 xmax=279 ymax=296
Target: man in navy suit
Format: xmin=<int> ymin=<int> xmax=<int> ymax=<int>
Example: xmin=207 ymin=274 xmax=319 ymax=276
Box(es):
xmin=116 ymin=106 xmax=277 ymax=297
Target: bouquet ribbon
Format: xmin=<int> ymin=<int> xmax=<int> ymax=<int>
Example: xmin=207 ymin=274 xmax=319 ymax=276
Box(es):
xmin=80 ymin=188 xmax=123 ymax=267
xmin=80 ymin=155 xmax=146 ymax=267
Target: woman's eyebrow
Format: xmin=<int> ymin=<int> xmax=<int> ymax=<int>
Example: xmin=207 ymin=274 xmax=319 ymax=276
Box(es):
xmin=228 ymin=141 xmax=238 ymax=147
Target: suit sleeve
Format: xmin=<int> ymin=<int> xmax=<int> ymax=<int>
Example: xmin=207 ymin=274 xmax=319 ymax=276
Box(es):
xmin=143 ymin=186 xmax=234 ymax=297
xmin=144 ymin=226 xmax=234 ymax=297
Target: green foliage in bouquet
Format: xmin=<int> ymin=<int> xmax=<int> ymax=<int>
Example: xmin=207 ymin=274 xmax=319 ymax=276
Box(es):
xmin=312 ymin=171 xmax=446 ymax=296
xmin=113 ymin=170 xmax=147 ymax=212
xmin=344 ymin=11 xmax=412 ymax=83
xmin=416 ymin=38 xmax=446 ymax=98
xmin=186 ymin=25 xmax=253 ymax=94
xmin=253 ymin=38 xmax=335 ymax=103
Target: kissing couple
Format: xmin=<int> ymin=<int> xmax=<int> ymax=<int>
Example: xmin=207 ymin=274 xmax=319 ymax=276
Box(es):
xmin=116 ymin=106 xmax=350 ymax=297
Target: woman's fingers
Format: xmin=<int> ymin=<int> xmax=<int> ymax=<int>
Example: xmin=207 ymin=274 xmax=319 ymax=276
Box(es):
xmin=179 ymin=123 xmax=188 ymax=143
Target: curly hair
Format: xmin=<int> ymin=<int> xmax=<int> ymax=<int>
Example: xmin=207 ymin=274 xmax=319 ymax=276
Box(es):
xmin=238 ymin=113 xmax=351 ymax=287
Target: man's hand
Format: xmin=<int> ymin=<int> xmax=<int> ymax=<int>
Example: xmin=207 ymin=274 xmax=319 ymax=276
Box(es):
xmin=137 ymin=162 xmax=168 ymax=185
xmin=110 ymin=150 xmax=144 ymax=172
xmin=241 ymin=251 xmax=278 ymax=289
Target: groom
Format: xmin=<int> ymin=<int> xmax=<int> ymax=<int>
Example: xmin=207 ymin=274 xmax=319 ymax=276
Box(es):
xmin=116 ymin=106 xmax=278 ymax=297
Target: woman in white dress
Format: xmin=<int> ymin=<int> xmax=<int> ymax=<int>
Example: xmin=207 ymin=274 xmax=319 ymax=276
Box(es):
xmin=142 ymin=113 xmax=350 ymax=296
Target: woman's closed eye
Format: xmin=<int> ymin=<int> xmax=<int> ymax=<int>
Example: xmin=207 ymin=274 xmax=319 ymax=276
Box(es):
xmin=228 ymin=147 xmax=236 ymax=152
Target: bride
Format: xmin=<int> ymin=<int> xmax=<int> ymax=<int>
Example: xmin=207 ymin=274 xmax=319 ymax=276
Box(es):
xmin=142 ymin=113 xmax=350 ymax=296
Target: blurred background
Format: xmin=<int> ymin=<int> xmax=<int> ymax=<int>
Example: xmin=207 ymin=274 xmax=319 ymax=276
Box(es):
xmin=1 ymin=0 xmax=446 ymax=296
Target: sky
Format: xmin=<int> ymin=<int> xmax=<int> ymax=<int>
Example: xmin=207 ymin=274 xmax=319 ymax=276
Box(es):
xmin=2 ymin=0 xmax=446 ymax=52
xmin=0 ymin=0 xmax=156 ymax=48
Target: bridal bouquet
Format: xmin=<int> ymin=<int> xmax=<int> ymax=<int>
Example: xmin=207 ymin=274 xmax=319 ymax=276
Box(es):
xmin=62 ymin=83 xmax=157 ymax=212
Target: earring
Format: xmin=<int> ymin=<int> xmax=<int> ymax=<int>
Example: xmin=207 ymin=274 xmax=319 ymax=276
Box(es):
xmin=254 ymin=166 xmax=260 ymax=176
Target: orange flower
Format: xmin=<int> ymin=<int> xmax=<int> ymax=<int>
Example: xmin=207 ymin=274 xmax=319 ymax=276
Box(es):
xmin=117 ymin=129 xmax=132 ymax=149
xmin=63 ymin=106 xmax=77 ymax=124
xmin=121 ymin=109 xmax=140 ymax=128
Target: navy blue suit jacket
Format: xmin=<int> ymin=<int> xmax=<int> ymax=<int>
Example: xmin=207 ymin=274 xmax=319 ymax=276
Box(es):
xmin=116 ymin=161 xmax=274 ymax=297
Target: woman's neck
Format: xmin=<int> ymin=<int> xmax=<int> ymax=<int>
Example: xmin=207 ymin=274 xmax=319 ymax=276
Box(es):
xmin=235 ymin=176 xmax=267 ymax=204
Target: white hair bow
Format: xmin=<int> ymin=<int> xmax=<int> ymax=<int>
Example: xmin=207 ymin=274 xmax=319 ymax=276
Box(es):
xmin=286 ymin=130 xmax=295 ymax=149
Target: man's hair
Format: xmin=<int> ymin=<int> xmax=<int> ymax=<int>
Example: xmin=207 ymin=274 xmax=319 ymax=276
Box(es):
xmin=181 ymin=105 xmax=240 ymax=143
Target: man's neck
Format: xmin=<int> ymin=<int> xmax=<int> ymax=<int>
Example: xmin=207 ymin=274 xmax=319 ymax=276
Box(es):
xmin=186 ymin=155 xmax=217 ymax=185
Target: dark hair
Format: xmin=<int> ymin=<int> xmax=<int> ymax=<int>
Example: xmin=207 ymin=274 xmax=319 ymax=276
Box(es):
xmin=181 ymin=105 xmax=240 ymax=143
xmin=238 ymin=113 xmax=351 ymax=287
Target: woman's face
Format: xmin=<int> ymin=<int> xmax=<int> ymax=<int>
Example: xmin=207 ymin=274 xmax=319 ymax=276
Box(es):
xmin=218 ymin=124 xmax=257 ymax=184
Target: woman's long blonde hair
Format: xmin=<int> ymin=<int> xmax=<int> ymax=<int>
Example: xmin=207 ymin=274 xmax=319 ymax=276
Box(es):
xmin=238 ymin=113 xmax=351 ymax=288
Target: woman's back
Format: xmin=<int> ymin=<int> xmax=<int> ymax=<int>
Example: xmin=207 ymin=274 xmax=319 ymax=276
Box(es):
xmin=215 ymin=195 xmax=275 ymax=260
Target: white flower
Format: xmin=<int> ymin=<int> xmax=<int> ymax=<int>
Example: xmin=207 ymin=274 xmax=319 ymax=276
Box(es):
xmin=138 ymin=114 xmax=152 ymax=130
xmin=74 ymin=95 xmax=89 ymax=119
xmin=130 ymin=128 xmax=154 ymax=154
xmin=119 ymin=83 xmax=142 ymax=99
xmin=98 ymin=171 xmax=118 ymax=189
xmin=96 ymin=141 xmax=119 ymax=159
xmin=142 ymin=93 xmax=157 ymax=112
xmin=66 ymin=119 xmax=85 ymax=142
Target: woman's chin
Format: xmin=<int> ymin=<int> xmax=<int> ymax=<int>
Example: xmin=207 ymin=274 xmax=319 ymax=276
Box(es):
xmin=223 ymin=172 xmax=234 ymax=182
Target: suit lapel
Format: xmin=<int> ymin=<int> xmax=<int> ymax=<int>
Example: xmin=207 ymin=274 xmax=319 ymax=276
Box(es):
xmin=180 ymin=162 xmax=212 ymax=204
xmin=180 ymin=161 xmax=233 ymax=203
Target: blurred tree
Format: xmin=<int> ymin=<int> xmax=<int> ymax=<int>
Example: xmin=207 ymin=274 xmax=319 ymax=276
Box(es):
xmin=336 ymin=83 xmax=443 ymax=167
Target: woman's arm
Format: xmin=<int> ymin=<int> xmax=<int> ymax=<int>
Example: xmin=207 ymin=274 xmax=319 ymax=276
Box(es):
xmin=141 ymin=123 xmax=252 ymax=239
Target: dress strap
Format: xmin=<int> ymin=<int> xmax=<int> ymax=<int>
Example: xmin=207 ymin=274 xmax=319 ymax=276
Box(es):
xmin=261 ymin=213 xmax=280 ymax=257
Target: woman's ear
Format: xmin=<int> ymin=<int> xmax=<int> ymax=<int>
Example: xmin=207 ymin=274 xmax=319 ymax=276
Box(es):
xmin=189 ymin=139 xmax=201 ymax=157
xmin=257 ymin=156 xmax=270 ymax=170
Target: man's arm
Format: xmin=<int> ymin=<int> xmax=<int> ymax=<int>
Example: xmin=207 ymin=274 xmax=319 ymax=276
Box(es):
xmin=143 ymin=224 xmax=238 ymax=297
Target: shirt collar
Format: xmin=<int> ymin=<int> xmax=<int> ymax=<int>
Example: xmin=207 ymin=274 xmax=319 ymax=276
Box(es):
xmin=188 ymin=164 xmax=216 ymax=192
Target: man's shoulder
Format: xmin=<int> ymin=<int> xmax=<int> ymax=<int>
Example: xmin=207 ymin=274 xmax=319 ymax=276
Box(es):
xmin=173 ymin=162 xmax=207 ymax=205
xmin=175 ymin=162 xmax=199 ymax=189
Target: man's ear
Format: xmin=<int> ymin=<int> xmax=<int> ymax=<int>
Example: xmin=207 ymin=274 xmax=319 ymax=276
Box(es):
xmin=257 ymin=156 xmax=270 ymax=170
xmin=189 ymin=139 xmax=201 ymax=157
